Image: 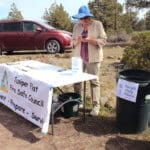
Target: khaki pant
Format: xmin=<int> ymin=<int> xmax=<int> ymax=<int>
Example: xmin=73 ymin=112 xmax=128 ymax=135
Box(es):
xmin=74 ymin=61 xmax=101 ymax=107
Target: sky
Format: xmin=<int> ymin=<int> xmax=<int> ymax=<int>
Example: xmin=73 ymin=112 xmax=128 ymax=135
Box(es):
xmin=0 ymin=0 xmax=147 ymax=20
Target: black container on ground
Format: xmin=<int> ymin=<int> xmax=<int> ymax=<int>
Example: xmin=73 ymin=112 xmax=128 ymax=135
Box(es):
xmin=58 ymin=92 xmax=81 ymax=118
xmin=116 ymin=69 xmax=150 ymax=133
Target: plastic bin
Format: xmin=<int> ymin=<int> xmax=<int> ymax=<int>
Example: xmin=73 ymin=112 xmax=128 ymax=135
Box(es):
xmin=116 ymin=69 xmax=150 ymax=133
xmin=58 ymin=92 xmax=81 ymax=118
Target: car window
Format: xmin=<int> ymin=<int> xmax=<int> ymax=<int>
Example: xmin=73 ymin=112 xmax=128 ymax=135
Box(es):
xmin=23 ymin=22 xmax=39 ymax=32
xmin=38 ymin=21 xmax=55 ymax=30
xmin=3 ymin=22 xmax=21 ymax=32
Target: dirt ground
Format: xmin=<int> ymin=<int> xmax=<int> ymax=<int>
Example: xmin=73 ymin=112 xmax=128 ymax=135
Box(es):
xmin=0 ymin=47 xmax=150 ymax=150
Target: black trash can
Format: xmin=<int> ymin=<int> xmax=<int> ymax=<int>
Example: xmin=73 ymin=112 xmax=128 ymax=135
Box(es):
xmin=58 ymin=92 xmax=81 ymax=118
xmin=116 ymin=69 xmax=150 ymax=133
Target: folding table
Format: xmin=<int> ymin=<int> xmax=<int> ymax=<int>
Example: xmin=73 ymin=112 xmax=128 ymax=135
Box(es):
xmin=0 ymin=60 xmax=97 ymax=135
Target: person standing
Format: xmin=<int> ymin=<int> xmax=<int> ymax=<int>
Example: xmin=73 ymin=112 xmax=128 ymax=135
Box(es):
xmin=72 ymin=5 xmax=107 ymax=116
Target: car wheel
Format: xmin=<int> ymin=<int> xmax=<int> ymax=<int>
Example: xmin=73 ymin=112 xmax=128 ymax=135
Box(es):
xmin=6 ymin=50 xmax=13 ymax=55
xmin=0 ymin=48 xmax=2 ymax=55
xmin=60 ymin=48 xmax=64 ymax=53
xmin=45 ymin=39 xmax=61 ymax=54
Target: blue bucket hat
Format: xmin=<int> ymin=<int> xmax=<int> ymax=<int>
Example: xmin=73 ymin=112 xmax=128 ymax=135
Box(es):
xmin=72 ymin=5 xmax=93 ymax=19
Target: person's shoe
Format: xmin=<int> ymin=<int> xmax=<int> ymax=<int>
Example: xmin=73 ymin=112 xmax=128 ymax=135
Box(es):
xmin=90 ymin=106 xmax=100 ymax=116
xmin=79 ymin=103 xmax=83 ymax=108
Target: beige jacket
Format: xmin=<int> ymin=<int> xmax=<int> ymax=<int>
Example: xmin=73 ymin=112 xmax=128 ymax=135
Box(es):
xmin=72 ymin=19 xmax=107 ymax=63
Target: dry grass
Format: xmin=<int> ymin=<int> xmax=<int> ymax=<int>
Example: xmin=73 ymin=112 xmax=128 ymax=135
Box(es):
xmin=0 ymin=47 xmax=150 ymax=149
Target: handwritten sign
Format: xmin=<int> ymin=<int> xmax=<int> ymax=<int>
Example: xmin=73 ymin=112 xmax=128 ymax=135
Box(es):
xmin=116 ymin=78 xmax=139 ymax=103
xmin=0 ymin=65 xmax=51 ymax=132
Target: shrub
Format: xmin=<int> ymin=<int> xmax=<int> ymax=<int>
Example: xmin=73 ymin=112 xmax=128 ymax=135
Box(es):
xmin=107 ymin=33 xmax=131 ymax=43
xmin=121 ymin=31 xmax=150 ymax=71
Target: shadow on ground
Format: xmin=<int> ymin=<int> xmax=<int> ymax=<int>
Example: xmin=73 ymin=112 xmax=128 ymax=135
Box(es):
xmin=73 ymin=112 xmax=118 ymax=136
xmin=2 ymin=50 xmax=72 ymax=56
xmin=105 ymin=136 xmax=150 ymax=150
xmin=0 ymin=104 xmax=40 ymax=143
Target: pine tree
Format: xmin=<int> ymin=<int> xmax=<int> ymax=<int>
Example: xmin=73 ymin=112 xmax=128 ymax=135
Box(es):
xmin=7 ymin=2 xmax=23 ymax=20
xmin=126 ymin=0 xmax=150 ymax=8
xmin=42 ymin=3 xmax=72 ymax=31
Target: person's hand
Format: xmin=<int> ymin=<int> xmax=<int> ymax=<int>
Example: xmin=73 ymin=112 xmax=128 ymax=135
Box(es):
xmin=77 ymin=35 xmax=82 ymax=43
xmin=82 ymin=37 xmax=98 ymax=45
xmin=73 ymin=35 xmax=82 ymax=48
xmin=82 ymin=37 xmax=89 ymax=43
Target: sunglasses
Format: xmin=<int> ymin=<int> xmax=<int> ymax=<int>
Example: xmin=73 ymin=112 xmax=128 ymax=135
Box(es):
xmin=80 ymin=17 xmax=89 ymax=20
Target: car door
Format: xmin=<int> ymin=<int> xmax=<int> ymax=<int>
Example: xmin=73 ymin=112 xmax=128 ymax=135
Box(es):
xmin=1 ymin=22 xmax=21 ymax=50
xmin=20 ymin=21 xmax=40 ymax=50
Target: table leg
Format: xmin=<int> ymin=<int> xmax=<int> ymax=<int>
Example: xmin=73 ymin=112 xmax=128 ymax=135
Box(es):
xmin=51 ymin=104 xmax=54 ymax=135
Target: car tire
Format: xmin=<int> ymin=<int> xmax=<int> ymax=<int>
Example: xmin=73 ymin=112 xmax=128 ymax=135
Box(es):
xmin=6 ymin=50 xmax=13 ymax=55
xmin=60 ymin=48 xmax=64 ymax=53
xmin=45 ymin=39 xmax=61 ymax=54
xmin=0 ymin=48 xmax=2 ymax=55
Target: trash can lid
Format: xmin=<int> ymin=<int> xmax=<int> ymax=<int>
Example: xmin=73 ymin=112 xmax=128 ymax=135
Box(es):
xmin=58 ymin=92 xmax=81 ymax=102
xmin=119 ymin=69 xmax=150 ymax=83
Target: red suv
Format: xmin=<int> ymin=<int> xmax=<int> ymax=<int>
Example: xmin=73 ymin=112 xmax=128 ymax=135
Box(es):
xmin=0 ymin=20 xmax=72 ymax=54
